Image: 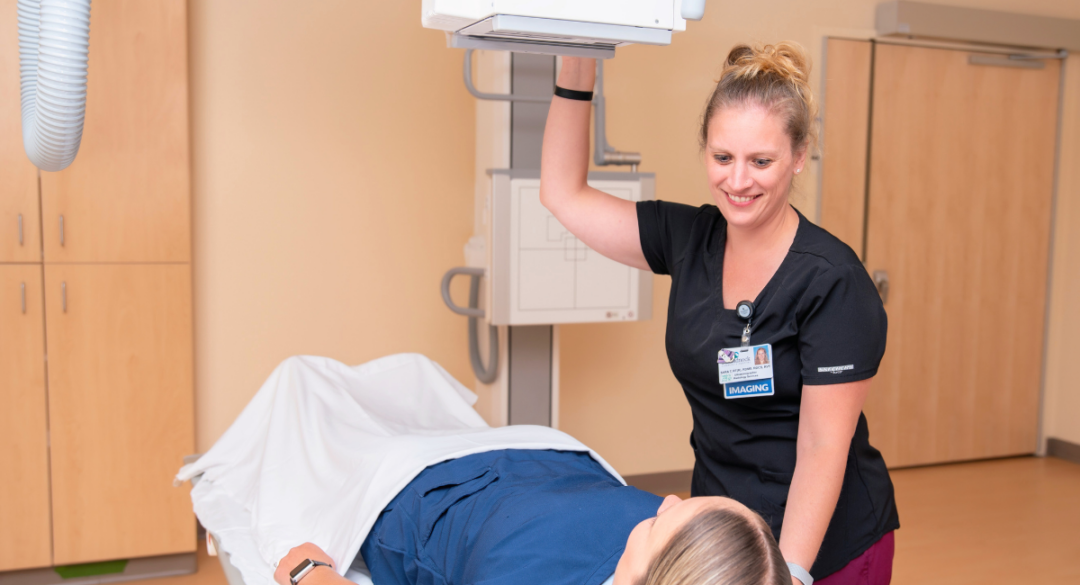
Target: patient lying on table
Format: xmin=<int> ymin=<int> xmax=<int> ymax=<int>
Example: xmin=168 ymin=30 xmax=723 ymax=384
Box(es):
xmin=177 ymin=355 xmax=788 ymax=585
xmin=274 ymin=448 xmax=788 ymax=585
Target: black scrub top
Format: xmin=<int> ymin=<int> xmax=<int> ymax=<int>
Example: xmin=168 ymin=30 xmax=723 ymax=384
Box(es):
xmin=637 ymin=200 xmax=900 ymax=578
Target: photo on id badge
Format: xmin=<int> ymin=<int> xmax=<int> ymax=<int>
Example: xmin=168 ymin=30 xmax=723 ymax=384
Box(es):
xmin=718 ymin=344 xmax=774 ymax=399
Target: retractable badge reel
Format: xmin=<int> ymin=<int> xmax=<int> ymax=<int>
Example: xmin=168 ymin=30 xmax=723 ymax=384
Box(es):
xmin=736 ymin=301 xmax=754 ymax=347
xmin=717 ymin=300 xmax=775 ymax=399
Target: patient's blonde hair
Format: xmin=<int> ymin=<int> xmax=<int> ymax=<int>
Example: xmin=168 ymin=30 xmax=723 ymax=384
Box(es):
xmin=642 ymin=507 xmax=790 ymax=585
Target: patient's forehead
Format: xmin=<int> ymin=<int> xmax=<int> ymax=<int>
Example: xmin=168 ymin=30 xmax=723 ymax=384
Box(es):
xmin=690 ymin=495 xmax=754 ymax=518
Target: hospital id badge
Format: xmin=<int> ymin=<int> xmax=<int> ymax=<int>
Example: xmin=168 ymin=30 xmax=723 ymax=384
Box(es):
xmin=717 ymin=344 xmax=775 ymax=399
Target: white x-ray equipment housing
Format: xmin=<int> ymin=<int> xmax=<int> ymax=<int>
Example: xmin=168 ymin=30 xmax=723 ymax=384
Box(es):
xmin=423 ymin=0 xmax=705 ymax=58
xmin=478 ymin=170 xmax=653 ymax=326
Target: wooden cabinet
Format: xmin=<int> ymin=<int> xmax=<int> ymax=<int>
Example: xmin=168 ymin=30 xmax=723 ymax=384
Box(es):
xmin=0 ymin=266 xmax=52 ymax=571
xmin=0 ymin=0 xmax=41 ymax=263
xmin=45 ymin=265 xmax=195 ymax=564
xmin=40 ymin=0 xmax=190 ymax=263
xmin=0 ymin=0 xmax=196 ymax=571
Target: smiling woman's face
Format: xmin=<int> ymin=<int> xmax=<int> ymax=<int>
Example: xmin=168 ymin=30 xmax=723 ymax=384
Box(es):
xmin=704 ymin=103 xmax=806 ymax=232
xmin=613 ymin=495 xmax=745 ymax=584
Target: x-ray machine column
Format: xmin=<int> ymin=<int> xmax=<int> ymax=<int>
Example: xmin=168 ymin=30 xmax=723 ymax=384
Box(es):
xmin=505 ymin=53 xmax=557 ymax=427
xmin=443 ymin=50 xmax=654 ymax=428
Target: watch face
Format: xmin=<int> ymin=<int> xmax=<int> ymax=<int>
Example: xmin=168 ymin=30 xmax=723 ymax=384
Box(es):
xmin=290 ymin=559 xmax=313 ymax=580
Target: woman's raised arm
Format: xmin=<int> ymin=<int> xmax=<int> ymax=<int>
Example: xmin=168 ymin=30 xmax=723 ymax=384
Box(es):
xmin=540 ymin=57 xmax=650 ymax=271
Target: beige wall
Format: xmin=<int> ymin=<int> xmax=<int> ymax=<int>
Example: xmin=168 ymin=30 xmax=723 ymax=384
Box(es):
xmin=188 ymin=1 xmax=476 ymax=451
xmin=189 ymin=0 xmax=1080 ymax=470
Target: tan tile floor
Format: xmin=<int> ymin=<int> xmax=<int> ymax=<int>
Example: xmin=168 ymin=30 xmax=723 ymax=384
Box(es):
xmin=888 ymin=456 xmax=1080 ymax=584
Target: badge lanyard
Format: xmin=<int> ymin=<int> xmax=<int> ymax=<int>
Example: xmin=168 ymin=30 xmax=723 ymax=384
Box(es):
xmin=717 ymin=300 xmax=775 ymax=399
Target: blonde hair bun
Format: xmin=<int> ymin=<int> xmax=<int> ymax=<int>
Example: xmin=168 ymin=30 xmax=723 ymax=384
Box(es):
xmin=700 ymin=41 xmax=817 ymax=151
xmin=724 ymin=42 xmax=812 ymax=88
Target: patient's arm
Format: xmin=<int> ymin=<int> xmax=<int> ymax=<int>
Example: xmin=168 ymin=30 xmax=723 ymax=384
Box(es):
xmin=273 ymin=543 xmax=346 ymax=585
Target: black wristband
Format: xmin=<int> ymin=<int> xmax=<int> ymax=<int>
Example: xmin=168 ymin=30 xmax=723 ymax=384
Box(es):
xmin=554 ymin=85 xmax=594 ymax=101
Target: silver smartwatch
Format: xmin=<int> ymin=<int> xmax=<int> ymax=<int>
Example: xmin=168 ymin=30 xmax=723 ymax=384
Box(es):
xmin=289 ymin=559 xmax=332 ymax=585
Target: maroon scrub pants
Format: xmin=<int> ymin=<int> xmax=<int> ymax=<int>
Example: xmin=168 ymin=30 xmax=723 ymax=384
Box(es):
xmin=814 ymin=531 xmax=895 ymax=585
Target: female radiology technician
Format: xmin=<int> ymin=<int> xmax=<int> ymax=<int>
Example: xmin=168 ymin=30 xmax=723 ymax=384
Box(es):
xmin=540 ymin=43 xmax=898 ymax=585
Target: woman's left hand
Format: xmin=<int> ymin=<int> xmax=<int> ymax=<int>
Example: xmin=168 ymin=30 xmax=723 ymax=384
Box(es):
xmin=274 ymin=543 xmax=336 ymax=585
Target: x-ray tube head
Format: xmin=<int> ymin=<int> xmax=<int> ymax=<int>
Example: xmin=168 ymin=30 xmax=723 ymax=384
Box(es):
xmin=422 ymin=0 xmax=702 ymax=57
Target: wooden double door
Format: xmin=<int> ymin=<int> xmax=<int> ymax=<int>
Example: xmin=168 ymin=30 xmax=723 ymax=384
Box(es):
xmin=821 ymin=40 xmax=1061 ymax=467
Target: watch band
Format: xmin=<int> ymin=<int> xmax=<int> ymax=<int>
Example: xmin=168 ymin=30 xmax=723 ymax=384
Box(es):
xmin=554 ymin=85 xmax=594 ymax=101
xmin=786 ymin=562 xmax=814 ymax=585
xmin=289 ymin=559 xmax=332 ymax=585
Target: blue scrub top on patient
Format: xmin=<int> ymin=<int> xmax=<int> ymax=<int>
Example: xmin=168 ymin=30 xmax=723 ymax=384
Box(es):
xmin=357 ymin=449 xmax=663 ymax=585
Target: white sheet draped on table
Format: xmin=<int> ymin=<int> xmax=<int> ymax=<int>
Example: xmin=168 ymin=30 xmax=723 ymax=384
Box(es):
xmin=175 ymin=354 xmax=622 ymax=585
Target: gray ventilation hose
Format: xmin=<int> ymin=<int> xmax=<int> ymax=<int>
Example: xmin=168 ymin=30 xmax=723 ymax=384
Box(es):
xmin=441 ymin=267 xmax=499 ymax=384
xmin=18 ymin=0 xmax=91 ymax=172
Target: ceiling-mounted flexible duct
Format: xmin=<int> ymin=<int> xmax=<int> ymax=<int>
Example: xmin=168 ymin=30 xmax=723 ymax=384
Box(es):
xmin=18 ymin=0 xmax=91 ymax=172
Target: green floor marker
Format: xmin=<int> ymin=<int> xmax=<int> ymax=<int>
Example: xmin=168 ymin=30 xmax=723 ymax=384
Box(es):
xmin=54 ymin=560 xmax=128 ymax=579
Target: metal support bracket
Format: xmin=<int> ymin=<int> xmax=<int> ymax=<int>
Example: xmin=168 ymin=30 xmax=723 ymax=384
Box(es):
xmin=441 ymin=267 xmax=499 ymax=384
xmin=461 ymin=52 xmax=642 ymax=169
xmin=464 ymin=49 xmax=551 ymax=103
xmin=593 ymin=60 xmax=642 ymax=169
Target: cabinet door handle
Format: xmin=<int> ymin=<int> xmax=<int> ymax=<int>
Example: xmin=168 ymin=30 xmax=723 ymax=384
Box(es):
xmin=21 ymin=282 xmax=26 ymax=314
xmin=62 ymin=281 xmax=67 ymax=313
xmin=18 ymin=214 xmax=23 ymax=246
xmin=59 ymin=215 xmax=65 ymax=247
